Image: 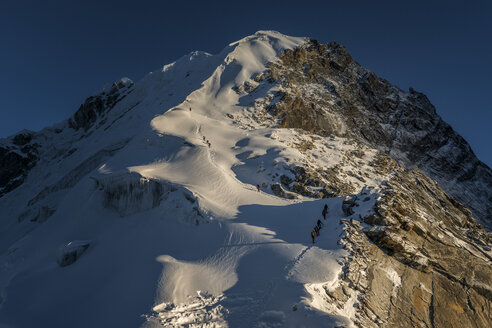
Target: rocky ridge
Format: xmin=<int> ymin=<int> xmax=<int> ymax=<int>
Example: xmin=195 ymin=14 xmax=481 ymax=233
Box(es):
xmin=68 ymin=78 xmax=134 ymax=131
xmin=335 ymin=164 xmax=492 ymax=327
xmin=0 ymin=78 xmax=134 ymax=200
xmin=237 ymin=39 xmax=492 ymax=230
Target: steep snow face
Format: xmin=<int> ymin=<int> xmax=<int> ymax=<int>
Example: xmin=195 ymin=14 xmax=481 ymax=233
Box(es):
xmin=131 ymin=31 xmax=305 ymax=217
xmin=0 ymin=31 xmax=302 ymax=252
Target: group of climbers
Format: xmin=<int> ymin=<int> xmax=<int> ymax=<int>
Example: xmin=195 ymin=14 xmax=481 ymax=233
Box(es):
xmin=202 ymin=136 xmax=211 ymax=148
xmin=311 ymin=204 xmax=328 ymax=243
xmin=254 ymin=183 xmax=328 ymax=243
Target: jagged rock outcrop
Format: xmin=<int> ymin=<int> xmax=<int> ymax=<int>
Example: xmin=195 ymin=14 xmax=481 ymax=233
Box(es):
xmin=333 ymin=161 xmax=492 ymax=327
xmin=0 ymin=131 xmax=39 ymax=197
xmin=270 ymin=182 xmax=297 ymax=199
xmin=56 ymin=240 xmax=91 ymax=267
xmin=252 ymin=39 xmax=492 ymax=229
xmin=68 ymin=78 xmax=134 ymax=131
xmin=275 ymin=164 xmax=356 ymax=199
xmin=0 ymin=78 xmax=135 ymax=199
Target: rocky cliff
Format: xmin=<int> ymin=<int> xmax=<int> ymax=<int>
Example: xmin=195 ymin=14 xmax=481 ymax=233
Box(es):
xmin=338 ymin=160 xmax=491 ymax=327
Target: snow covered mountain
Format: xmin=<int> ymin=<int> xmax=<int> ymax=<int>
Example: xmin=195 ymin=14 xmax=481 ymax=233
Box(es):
xmin=0 ymin=31 xmax=491 ymax=327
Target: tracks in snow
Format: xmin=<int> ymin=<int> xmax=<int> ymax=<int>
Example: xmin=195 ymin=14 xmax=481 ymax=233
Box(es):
xmin=284 ymin=245 xmax=312 ymax=280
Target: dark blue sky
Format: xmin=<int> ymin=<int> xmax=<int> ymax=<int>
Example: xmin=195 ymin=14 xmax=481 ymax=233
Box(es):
xmin=1 ymin=0 xmax=491 ymax=166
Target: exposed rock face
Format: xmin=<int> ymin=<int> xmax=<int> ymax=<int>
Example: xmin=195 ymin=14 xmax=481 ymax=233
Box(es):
xmin=333 ymin=163 xmax=492 ymax=327
xmin=253 ymin=39 xmax=492 ymax=229
xmin=0 ymin=132 xmax=39 ymax=197
xmin=56 ymin=240 xmax=91 ymax=267
xmin=275 ymin=164 xmax=356 ymax=199
xmin=0 ymin=78 xmax=134 ymax=199
xmin=270 ymin=182 xmax=297 ymax=199
xmin=68 ymin=78 xmax=134 ymax=131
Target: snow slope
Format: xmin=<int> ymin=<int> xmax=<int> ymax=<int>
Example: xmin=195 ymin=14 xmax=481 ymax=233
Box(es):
xmin=0 ymin=31 xmax=384 ymax=327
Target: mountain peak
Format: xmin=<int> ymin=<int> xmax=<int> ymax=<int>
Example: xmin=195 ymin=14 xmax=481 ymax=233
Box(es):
xmin=228 ymin=30 xmax=304 ymax=50
xmin=0 ymin=32 xmax=490 ymax=328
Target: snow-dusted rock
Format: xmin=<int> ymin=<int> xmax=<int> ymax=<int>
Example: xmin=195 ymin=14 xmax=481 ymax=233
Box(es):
xmin=342 ymin=195 xmax=357 ymax=216
xmin=69 ymin=78 xmax=134 ymax=131
xmin=270 ymin=182 xmax=297 ymax=199
xmin=260 ymin=38 xmax=492 ymax=230
xmin=56 ymin=240 xmax=91 ymax=267
xmin=0 ymin=131 xmax=39 ymax=197
xmin=335 ymin=166 xmax=492 ymax=327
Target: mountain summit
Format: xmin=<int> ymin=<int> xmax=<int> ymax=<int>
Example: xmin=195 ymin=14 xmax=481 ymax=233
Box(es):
xmin=0 ymin=31 xmax=491 ymax=327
